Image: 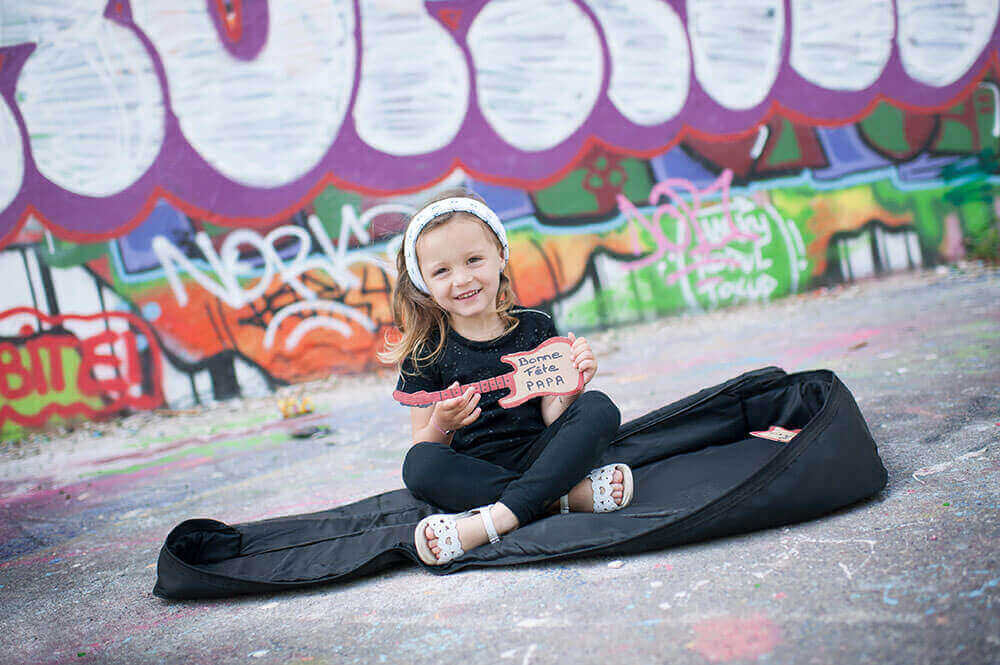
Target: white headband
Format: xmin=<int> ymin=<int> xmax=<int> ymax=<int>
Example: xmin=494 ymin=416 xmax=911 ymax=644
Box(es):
xmin=404 ymin=197 xmax=509 ymax=295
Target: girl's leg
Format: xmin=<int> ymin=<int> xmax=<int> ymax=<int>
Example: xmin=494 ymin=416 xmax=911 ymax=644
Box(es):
xmin=402 ymin=441 xmax=521 ymax=513
xmin=497 ymin=390 xmax=621 ymax=526
xmin=404 ymin=442 xmax=523 ymax=561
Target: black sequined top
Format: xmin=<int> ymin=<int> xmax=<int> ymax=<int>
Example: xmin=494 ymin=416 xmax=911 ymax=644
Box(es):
xmin=396 ymin=308 xmax=560 ymax=460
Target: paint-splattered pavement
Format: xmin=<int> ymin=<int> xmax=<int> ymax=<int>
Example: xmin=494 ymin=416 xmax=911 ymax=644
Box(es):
xmin=2 ymin=266 xmax=998 ymax=665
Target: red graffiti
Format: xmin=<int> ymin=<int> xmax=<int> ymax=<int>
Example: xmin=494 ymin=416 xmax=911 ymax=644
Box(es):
xmin=210 ymin=0 xmax=244 ymax=43
xmin=435 ymin=7 xmax=463 ymax=31
xmin=0 ymin=308 xmax=163 ymax=429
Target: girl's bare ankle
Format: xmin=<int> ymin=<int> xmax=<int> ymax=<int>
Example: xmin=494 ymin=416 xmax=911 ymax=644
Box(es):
xmin=491 ymin=502 xmax=519 ymax=532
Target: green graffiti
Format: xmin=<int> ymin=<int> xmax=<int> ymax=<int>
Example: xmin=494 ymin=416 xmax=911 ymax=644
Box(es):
xmin=36 ymin=235 xmax=107 ymax=269
xmin=934 ymin=92 xmax=999 ymax=154
xmin=534 ymin=156 xmax=652 ymax=217
xmin=941 ymin=148 xmax=999 ymax=206
xmin=312 ymin=185 xmax=364 ymax=241
xmin=83 ymin=430 xmax=288 ymax=478
xmin=872 ymin=165 xmax=1000 ymax=261
xmin=937 ymin=114 xmax=975 ymax=152
xmin=553 ymin=196 xmax=810 ymax=330
xmin=767 ymin=118 xmax=802 ymax=166
xmin=859 ymin=103 xmax=913 ymax=155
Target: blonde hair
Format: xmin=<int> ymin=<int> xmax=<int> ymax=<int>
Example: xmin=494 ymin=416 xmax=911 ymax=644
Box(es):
xmin=377 ymin=186 xmax=520 ymax=376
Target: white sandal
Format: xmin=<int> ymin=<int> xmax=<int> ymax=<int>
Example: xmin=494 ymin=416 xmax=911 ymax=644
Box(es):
xmin=414 ymin=503 xmax=501 ymax=566
xmin=559 ymin=463 xmax=634 ymax=514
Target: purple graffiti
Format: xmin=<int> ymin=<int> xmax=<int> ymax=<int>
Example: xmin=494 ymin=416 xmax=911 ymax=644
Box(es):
xmin=0 ymin=0 xmax=996 ymax=248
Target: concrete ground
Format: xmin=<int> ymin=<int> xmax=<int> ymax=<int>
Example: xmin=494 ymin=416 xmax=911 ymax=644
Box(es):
xmin=1 ymin=266 xmax=998 ymax=665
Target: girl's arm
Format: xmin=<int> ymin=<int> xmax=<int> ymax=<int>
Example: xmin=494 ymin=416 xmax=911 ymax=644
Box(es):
xmin=409 ymin=384 xmax=481 ymax=445
xmin=540 ymin=393 xmax=579 ymax=426
xmin=410 ymin=404 xmax=454 ymax=446
xmin=540 ymin=331 xmax=596 ymax=426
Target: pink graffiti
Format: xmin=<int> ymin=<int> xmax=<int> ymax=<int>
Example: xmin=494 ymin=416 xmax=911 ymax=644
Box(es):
xmin=779 ymin=327 xmax=886 ymax=369
xmin=687 ymin=614 xmax=782 ymax=662
xmin=617 ymin=169 xmax=759 ymax=285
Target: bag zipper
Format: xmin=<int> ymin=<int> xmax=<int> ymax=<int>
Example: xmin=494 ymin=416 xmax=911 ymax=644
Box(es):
xmin=608 ymin=366 xmax=786 ymax=445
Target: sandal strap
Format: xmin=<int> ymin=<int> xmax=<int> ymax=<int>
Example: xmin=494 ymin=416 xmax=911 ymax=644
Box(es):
xmin=588 ymin=464 xmax=623 ymax=513
xmin=476 ymin=504 xmax=501 ymax=544
xmin=560 ymin=493 xmax=570 ymax=514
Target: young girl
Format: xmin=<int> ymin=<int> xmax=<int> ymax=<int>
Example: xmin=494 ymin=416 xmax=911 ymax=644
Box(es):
xmin=378 ymin=187 xmax=635 ymax=566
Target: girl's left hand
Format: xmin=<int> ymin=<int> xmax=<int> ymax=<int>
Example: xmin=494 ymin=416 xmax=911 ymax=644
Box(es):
xmin=567 ymin=332 xmax=597 ymax=387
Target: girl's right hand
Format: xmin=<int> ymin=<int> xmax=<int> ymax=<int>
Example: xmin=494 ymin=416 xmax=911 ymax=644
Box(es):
xmin=431 ymin=382 xmax=481 ymax=431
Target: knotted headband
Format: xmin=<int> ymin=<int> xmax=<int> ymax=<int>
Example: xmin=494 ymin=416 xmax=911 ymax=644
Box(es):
xmin=403 ymin=196 xmax=509 ymax=295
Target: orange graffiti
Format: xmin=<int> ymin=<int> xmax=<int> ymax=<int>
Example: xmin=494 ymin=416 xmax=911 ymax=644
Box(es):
xmin=135 ymin=263 xmax=394 ymax=382
xmin=507 ymin=227 xmax=635 ymax=307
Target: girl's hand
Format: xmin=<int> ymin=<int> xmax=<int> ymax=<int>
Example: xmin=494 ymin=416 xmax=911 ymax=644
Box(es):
xmin=567 ymin=332 xmax=597 ymax=387
xmin=431 ymin=382 xmax=481 ymax=431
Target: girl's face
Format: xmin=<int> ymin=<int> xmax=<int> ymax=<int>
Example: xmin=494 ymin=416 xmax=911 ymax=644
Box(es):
xmin=415 ymin=214 xmax=505 ymax=322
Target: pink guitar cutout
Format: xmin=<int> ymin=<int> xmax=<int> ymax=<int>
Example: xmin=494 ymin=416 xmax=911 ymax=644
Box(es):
xmin=392 ymin=336 xmax=584 ymax=409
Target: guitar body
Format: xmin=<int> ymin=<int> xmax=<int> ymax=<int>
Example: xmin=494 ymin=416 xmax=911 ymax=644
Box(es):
xmin=497 ymin=337 xmax=583 ymax=408
xmin=392 ymin=336 xmax=583 ymax=408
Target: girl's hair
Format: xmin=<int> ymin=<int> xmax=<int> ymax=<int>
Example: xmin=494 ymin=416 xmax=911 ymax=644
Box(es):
xmin=377 ymin=186 xmax=520 ymax=375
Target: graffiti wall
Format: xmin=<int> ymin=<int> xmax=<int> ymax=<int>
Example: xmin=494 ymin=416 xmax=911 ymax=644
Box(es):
xmin=1 ymin=0 xmax=998 ymax=434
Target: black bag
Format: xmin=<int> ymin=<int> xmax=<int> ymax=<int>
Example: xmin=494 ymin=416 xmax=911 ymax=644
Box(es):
xmin=153 ymin=367 xmax=887 ymax=599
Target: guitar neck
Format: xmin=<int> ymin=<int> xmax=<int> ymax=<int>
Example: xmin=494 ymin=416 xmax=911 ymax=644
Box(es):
xmin=394 ymin=373 xmax=516 ymax=407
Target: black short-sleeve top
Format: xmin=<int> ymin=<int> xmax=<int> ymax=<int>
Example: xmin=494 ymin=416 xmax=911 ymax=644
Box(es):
xmin=395 ymin=308 xmax=560 ymax=460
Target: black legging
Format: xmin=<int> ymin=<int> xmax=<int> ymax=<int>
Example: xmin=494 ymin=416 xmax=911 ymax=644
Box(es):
xmin=402 ymin=391 xmax=622 ymax=526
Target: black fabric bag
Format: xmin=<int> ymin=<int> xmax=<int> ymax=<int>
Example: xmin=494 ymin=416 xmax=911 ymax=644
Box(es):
xmin=153 ymin=367 xmax=887 ymax=600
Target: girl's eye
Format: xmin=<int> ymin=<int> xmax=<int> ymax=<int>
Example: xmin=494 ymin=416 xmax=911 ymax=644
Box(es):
xmin=469 ymin=256 xmax=482 ymax=263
